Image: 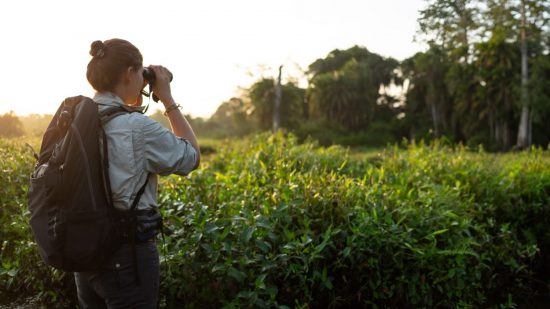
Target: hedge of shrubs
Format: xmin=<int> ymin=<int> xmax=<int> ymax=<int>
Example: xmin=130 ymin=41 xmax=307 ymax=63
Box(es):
xmin=1 ymin=133 xmax=549 ymax=307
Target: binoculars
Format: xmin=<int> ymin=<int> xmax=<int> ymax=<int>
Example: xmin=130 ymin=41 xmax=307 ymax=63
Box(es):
xmin=141 ymin=66 xmax=173 ymax=102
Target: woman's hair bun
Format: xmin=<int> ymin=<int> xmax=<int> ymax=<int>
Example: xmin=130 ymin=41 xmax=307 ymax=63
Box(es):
xmin=90 ymin=40 xmax=106 ymax=58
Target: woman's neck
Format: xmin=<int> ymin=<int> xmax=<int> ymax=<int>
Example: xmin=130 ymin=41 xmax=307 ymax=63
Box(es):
xmin=110 ymin=87 xmax=137 ymax=107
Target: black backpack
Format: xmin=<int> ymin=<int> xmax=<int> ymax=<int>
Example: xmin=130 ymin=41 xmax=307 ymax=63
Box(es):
xmin=27 ymin=95 xmax=151 ymax=273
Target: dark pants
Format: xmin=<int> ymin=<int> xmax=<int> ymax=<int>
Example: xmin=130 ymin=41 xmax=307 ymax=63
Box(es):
xmin=74 ymin=240 xmax=159 ymax=309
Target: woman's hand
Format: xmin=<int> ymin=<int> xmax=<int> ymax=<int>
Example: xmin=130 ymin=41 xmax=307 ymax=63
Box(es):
xmin=148 ymin=65 xmax=174 ymax=105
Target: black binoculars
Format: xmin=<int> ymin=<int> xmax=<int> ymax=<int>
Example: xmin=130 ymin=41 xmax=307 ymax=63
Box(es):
xmin=141 ymin=66 xmax=173 ymax=102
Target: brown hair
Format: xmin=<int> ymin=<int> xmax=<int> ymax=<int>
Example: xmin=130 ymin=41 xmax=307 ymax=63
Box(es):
xmin=86 ymin=39 xmax=143 ymax=92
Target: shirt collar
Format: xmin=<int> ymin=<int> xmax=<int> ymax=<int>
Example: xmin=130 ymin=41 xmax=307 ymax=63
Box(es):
xmin=93 ymin=91 xmax=146 ymax=113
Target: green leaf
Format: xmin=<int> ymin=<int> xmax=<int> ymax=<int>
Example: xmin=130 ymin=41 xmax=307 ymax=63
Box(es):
xmin=255 ymin=239 xmax=271 ymax=253
xmin=7 ymin=269 xmax=18 ymax=277
xmin=343 ymin=247 xmax=351 ymax=257
xmin=255 ymin=274 xmax=267 ymax=289
xmin=427 ymin=229 xmax=449 ymax=238
xmin=228 ymin=267 xmax=246 ymax=283
xmin=212 ymin=264 xmax=226 ymax=273
xmin=241 ymin=226 xmax=254 ymax=243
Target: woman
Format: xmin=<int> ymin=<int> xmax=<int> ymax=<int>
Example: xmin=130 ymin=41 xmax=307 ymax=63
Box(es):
xmin=74 ymin=38 xmax=200 ymax=308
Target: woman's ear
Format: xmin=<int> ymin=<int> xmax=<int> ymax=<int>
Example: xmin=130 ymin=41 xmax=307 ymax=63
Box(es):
xmin=119 ymin=66 xmax=134 ymax=85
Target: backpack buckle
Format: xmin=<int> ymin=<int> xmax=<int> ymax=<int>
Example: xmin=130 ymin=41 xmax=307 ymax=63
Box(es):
xmin=56 ymin=110 xmax=72 ymax=130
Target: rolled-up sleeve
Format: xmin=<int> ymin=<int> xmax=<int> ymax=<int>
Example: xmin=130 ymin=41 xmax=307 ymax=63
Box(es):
xmin=141 ymin=118 xmax=198 ymax=176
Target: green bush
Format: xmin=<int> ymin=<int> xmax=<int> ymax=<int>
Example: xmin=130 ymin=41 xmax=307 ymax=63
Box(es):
xmin=157 ymin=133 xmax=549 ymax=307
xmin=0 ymin=139 xmax=76 ymax=306
xmin=1 ymin=133 xmax=549 ymax=307
xmin=295 ymin=120 xmax=397 ymax=147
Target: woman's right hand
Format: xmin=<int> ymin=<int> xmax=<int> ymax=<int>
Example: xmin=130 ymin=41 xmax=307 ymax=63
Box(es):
xmin=148 ymin=65 xmax=174 ymax=105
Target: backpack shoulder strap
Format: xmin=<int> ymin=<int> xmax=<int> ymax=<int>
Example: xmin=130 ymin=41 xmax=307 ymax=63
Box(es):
xmin=98 ymin=103 xmax=146 ymax=126
xmin=130 ymin=174 xmax=150 ymax=211
xmin=98 ymin=105 xmax=132 ymax=209
xmin=99 ymin=106 xmax=130 ymax=126
xmin=98 ymin=104 xmax=151 ymax=211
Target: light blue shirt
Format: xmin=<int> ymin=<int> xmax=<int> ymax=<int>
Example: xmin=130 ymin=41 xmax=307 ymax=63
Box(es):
xmin=94 ymin=91 xmax=197 ymax=211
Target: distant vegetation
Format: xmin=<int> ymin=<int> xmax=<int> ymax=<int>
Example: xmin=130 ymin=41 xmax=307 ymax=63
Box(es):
xmin=189 ymin=0 xmax=549 ymax=151
xmin=0 ymin=112 xmax=25 ymax=138
xmin=4 ymin=1 xmax=547 ymax=151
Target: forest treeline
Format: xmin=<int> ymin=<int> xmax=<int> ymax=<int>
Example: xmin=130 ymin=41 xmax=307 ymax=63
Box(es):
xmin=200 ymin=0 xmax=549 ymax=151
xmin=1 ymin=0 xmax=548 ymax=151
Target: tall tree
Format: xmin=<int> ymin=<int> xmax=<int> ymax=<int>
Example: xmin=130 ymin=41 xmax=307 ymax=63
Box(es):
xmin=273 ymin=66 xmax=283 ymax=133
xmin=515 ymin=0 xmax=549 ymax=148
xmin=418 ymin=0 xmax=479 ymax=60
xmin=516 ymin=0 xmax=530 ymax=149
xmin=417 ymin=0 xmax=480 ymax=141
xmin=248 ymin=78 xmax=306 ymax=132
xmin=415 ymin=0 xmax=549 ymax=149
xmin=475 ymin=29 xmax=521 ymax=150
xmin=402 ymin=46 xmax=452 ymax=138
xmin=307 ymin=46 xmax=399 ymax=132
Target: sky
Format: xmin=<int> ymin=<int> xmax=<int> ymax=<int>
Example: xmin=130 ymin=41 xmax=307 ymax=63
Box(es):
xmin=0 ymin=0 xmax=426 ymax=118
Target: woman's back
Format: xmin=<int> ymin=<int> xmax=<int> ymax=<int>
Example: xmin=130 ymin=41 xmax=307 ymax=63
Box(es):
xmin=95 ymin=91 xmax=197 ymax=212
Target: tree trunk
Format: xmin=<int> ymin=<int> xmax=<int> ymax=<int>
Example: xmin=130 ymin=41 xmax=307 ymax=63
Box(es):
xmin=516 ymin=0 xmax=531 ymax=149
xmin=273 ymin=65 xmax=283 ymax=133
xmin=496 ymin=120 xmax=511 ymax=151
xmin=489 ymin=110 xmax=494 ymax=145
xmin=430 ymin=103 xmax=440 ymax=137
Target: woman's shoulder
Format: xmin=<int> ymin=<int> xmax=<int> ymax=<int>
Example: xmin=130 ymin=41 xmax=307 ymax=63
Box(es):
xmin=108 ymin=112 xmax=169 ymax=137
xmin=101 ymin=109 xmax=148 ymax=131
